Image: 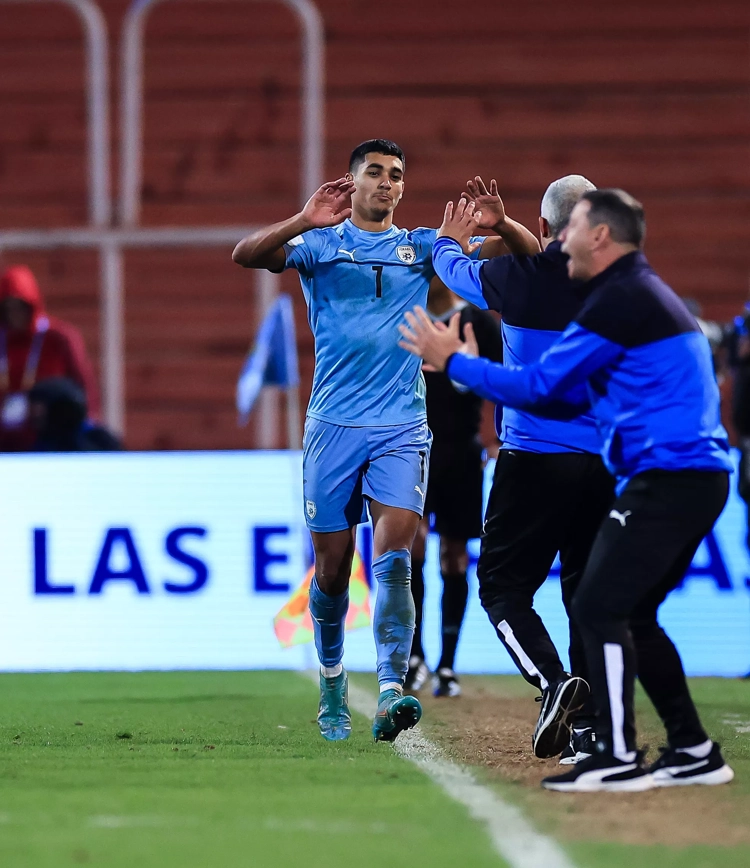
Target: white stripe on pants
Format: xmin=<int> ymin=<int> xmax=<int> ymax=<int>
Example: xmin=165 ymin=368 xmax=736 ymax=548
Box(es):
xmin=497 ymin=619 xmax=549 ymax=690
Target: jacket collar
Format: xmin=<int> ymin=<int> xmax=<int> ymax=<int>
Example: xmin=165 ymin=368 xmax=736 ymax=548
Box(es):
xmin=584 ymin=250 xmax=647 ymax=293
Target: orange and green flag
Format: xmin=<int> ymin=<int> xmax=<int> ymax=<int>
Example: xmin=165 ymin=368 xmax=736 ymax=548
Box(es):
xmin=273 ymin=551 xmax=371 ymax=648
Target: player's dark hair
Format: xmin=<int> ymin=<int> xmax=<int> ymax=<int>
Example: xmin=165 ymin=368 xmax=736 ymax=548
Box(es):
xmin=581 ymin=189 xmax=646 ymax=248
xmin=348 ymin=139 xmax=405 ymax=174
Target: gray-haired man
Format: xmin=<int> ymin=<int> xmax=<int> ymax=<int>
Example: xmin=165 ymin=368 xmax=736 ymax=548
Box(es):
xmin=447 ymin=175 xmax=615 ymax=762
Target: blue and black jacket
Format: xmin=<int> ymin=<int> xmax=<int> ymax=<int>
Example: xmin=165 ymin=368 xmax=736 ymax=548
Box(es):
xmin=438 ymin=239 xmax=600 ymax=454
xmin=435 ymin=238 xmax=732 ymax=489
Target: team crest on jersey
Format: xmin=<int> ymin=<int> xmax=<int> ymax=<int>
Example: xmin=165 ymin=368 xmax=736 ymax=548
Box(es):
xmin=306 ymin=500 xmax=317 ymax=520
xmin=396 ymin=245 xmax=417 ymax=264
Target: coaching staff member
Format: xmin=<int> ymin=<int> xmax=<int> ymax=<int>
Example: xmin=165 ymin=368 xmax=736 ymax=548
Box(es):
xmin=401 ymin=189 xmax=734 ymax=793
xmin=415 ymin=176 xmax=614 ymax=761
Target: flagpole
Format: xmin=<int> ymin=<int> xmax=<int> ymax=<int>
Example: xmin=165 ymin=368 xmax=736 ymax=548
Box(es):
xmin=256 ymin=269 xmax=279 ymax=448
xmin=286 ymin=385 xmax=302 ymax=450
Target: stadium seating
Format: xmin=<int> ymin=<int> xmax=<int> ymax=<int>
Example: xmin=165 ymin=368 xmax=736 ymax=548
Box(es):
xmin=1 ymin=0 xmax=748 ymax=448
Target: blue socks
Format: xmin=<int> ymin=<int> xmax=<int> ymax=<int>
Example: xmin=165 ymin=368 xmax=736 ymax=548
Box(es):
xmin=372 ymin=548 xmax=415 ymax=691
xmin=309 ymin=576 xmax=349 ymax=668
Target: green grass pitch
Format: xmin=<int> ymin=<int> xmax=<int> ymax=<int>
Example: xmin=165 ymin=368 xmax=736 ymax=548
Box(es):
xmin=0 ymin=671 xmax=747 ymax=867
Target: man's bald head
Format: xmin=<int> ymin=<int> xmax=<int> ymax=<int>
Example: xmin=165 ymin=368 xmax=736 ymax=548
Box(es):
xmin=540 ymin=175 xmax=596 ymax=240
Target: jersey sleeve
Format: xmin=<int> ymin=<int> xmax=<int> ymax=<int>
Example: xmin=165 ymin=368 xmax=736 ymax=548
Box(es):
xmin=432 ymin=237 xmax=488 ymax=309
xmin=445 ymin=321 xmax=623 ymax=413
xmin=283 ymin=230 xmax=325 ymax=278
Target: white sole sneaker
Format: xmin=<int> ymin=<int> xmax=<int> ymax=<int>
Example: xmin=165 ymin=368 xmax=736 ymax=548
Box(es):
xmin=544 ymin=771 xmax=655 ymax=793
xmin=652 ymin=764 xmax=735 ymax=787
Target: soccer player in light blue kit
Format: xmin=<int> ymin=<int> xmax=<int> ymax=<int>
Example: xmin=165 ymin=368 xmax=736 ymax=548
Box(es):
xmin=233 ymin=140 xmax=538 ymax=741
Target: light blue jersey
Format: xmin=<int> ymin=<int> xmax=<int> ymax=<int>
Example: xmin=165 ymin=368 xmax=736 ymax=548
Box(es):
xmin=285 ymin=220 xmax=482 ymax=426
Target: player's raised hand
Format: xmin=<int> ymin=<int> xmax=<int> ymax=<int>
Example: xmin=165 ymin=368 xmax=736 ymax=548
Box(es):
xmin=437 ymin=199 xmax=484 ymax=254
xmin=301 ymin=178 xmax=355 ymax=229
xmin=463 ymin=176 xmax=507 ymax=230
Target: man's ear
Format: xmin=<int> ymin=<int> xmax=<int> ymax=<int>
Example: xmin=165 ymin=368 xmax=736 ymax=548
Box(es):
xmin=539 ymin=216 xmax=552 ymax=239
xmin=345 ymin=172 xmax=354 ymax=182
xmin=592 ymin=222 xmax=610 ymax=249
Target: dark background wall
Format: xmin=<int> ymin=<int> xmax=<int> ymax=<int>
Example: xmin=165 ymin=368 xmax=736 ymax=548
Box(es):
xmin=1 ymin=0 xmax=749 ymax=448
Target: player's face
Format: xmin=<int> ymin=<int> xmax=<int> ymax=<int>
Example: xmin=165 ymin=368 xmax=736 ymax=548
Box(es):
xmin=560 ymin=201 xmax=597 ymax=281
xmin=348 ymin=154 xmax=404 ymax=219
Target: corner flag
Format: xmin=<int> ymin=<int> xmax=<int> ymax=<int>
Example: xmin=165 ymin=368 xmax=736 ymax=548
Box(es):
xmin=237 ymin=294 xmax=300 ymax=426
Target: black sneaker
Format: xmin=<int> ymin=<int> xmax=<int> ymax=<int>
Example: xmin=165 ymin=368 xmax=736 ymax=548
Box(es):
xmin=433 ymin=668 xmax=461 ymax=698
xmin=533 ymin=676 xmax=589 ymax=759
xmin=404 ymin=656 xmax=430 ymax=692
xmin=542 ymin=750 xmax=653 ymax=793
xmin=559 ymin=726 xmax=596 ymax=765
xmin=649 ymin=741 xmax=734 ymax=787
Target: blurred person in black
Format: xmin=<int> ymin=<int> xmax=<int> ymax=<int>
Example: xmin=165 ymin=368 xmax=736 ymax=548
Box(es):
xmin=406 ymin=280 xmax=504 ymax=697
xmin=28 ymin=377 xmax=121 ymax=452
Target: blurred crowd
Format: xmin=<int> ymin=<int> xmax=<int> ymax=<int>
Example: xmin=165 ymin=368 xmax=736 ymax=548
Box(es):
xmin=0 ymin=264 xmax=120 ymax=454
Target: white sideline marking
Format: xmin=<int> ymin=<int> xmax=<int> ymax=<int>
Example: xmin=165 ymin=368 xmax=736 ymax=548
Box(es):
xmin=309 ymin=671 xmax=576 ymax=868
xmin=722 ymin=716 xmax=750 ymax=734
xmin=88 ymin=815 xmax=170 ymax=828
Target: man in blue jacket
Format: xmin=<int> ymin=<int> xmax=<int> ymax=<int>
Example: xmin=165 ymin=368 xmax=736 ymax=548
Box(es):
xmin=400 ymin=189 xmax=734 ymax=793
xmin=422 ymin=175 xmax=613 ymax=763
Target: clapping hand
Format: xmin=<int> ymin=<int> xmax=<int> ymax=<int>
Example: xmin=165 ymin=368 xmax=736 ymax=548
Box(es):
xmin=398 ymin=308 xmax=478 ymax=372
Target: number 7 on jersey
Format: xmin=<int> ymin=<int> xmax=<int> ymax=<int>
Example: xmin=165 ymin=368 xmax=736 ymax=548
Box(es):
xmin=372 ymin=265 xmax=383 ymax=299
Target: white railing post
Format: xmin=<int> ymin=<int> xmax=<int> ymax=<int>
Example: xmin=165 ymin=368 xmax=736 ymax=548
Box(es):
xmin=120 ymin=0 xmax=325 ymax=225
xmin=0 ymin=0 xmax=112 ymax=228
xmin=100 ymin=241 xmax=125 ymax=434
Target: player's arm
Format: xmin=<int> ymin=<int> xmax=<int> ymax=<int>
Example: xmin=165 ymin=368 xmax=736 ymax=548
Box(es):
xmin=432 ymin=200 xmax=536 ymax=314
xmin=232 ymin=178 xmax=354 ymax=270
xmin=463 ymin=177 xmax=540 ymax=257
xmin=398 ymin=307 xmax=620 ymax=414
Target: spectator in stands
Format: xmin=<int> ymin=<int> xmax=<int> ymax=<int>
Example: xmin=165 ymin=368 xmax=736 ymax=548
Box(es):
xmin=0 ymin=265 xmax=99 ymax=451
xmin=28 ymin=378 xmax=120 ymax=452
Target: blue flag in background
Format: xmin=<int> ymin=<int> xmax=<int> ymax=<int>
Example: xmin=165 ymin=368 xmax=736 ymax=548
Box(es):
xmin=237 ymin=294 xmax=300 ymax=426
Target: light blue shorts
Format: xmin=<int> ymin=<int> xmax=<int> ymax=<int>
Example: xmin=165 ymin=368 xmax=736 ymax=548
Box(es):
xmin=302 ymin=417 xmax=432 ymax=532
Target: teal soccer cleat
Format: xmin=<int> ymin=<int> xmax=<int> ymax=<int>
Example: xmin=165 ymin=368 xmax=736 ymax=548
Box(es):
xmin=317 ymin=669 xmax=352 ymax=741
xmin=372 ymin=688 xmax=422 ymax=742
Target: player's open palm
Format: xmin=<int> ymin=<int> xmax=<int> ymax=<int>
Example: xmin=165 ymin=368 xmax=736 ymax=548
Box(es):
xmin=437 ymin=199 xmax=483 ymax=254
xmin=301 ymin=178 xmax=355 ymax=228
xmin=463 ymin=176 xmax=506 ymax=230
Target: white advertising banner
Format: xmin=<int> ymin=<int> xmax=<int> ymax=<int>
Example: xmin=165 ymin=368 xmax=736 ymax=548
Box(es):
xmin=0 ymin=451 xmax=748 ymax=675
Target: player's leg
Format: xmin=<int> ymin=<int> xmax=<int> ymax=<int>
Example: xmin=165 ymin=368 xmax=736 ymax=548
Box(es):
xmin=433 ymin=536 xmax=469 ymax=697
xmin=303 ymin=419 xmax=369 ymax=741
xmin=478 ymin=451 xmax=588 ymax=757
xmin=556 ymin=455 xmax=615 ymax=763
xmin=543 ymin=470 xmax=729 ymax=792
xmin=431 ymin=438 xmax=483 ymax=698
xmin=405 ymin=515 xmax=430 ymax=691
xmin=363 ymin=420 xmax=431 ymax=741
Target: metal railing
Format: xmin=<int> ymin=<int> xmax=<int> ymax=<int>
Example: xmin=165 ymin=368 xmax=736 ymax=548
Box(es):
xmin=0 ymin=0 xmax=324 ymax=445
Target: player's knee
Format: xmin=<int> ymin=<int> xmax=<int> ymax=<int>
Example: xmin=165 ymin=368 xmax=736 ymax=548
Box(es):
xmin=373 ymin=548 xmax=411 ymax=587
xmin=439 ymin=538 xmax=469 ymax=575
xmin=315 ymin=558 xmax=354 ymax=595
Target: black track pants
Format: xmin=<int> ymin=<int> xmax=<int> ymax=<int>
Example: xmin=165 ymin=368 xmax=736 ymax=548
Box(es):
xmin=572 ymin=470 xmax=729 ymax=758
xmin=478 ymin=450 xmax=615 ymax=709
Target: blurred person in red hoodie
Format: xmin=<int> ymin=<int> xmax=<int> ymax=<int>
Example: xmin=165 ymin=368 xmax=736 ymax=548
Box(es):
xmin=0 ymin=264 xmax=99 ymax=451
